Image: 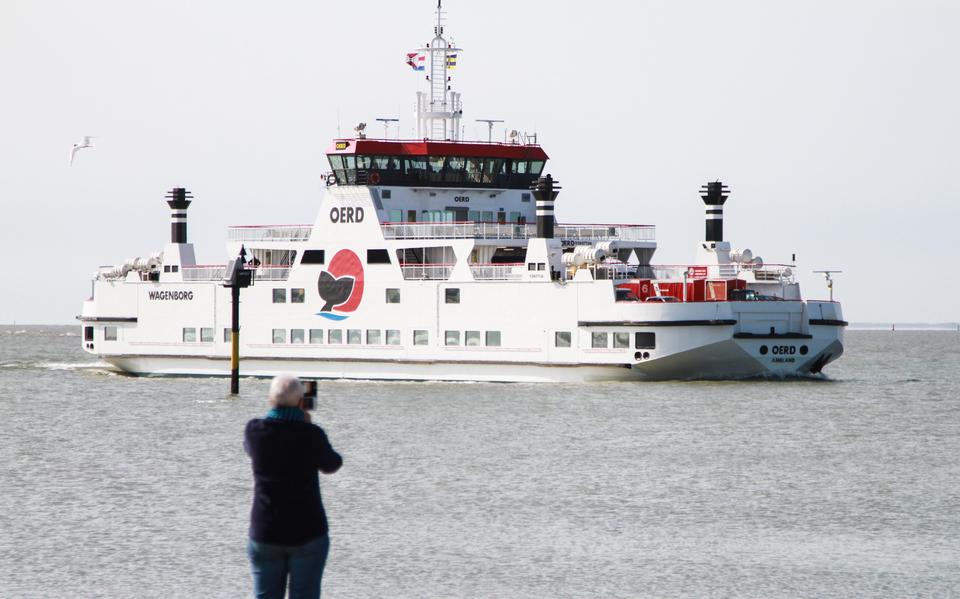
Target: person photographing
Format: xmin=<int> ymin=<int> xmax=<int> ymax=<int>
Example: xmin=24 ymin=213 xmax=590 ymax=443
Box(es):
xmin=245 ymin=374 xmax=342 ymax=599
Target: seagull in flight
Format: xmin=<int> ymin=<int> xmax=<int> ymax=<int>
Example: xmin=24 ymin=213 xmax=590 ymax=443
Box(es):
xmin=69 ymin=136 xmax=95 ymax=165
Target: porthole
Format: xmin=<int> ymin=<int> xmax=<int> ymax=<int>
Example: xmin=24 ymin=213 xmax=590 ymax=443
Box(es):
xmin=642 ymin=351 xmax=650 ymax=359
xmin=800 ymin=345 xmax=809 ymax=355
xmin=759 ymin=345 xmax=768 ymax=355
xmin=634 ymin=351 xmax=642 ymax=360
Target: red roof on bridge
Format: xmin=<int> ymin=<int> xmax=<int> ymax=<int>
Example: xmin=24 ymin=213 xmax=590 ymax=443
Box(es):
xmin=328 ymin=139 xmax=549 ymax=160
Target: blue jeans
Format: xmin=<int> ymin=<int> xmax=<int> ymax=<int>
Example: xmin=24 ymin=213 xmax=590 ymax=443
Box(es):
xmin=247 ymin=535 xmax=330 ymax=599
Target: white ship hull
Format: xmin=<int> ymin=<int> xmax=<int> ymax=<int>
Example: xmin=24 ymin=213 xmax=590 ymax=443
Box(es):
xmin=101 ymin=334 xmax=843 ymax=383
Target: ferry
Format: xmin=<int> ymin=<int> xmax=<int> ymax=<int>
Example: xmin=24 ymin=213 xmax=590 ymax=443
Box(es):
xmin=78 ymin=3 xmax=846 ymax=382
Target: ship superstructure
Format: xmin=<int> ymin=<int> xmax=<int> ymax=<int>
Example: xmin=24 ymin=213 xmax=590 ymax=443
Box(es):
xmin=78 ymin=3 xmax=845 ymax=381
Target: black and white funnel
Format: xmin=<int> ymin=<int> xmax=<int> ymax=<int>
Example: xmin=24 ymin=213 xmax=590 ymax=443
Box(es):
xmin=165 ymin=187 xmax=193 ymax=244
xmin=531 ymin=174 xmax=561 ymax=239
xmin=700 ymin=181 xmax=729 ymax=243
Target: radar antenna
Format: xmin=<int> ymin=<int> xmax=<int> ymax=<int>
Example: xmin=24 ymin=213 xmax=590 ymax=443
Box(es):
xmin=475 ymin=119 xmax=503 ymax=143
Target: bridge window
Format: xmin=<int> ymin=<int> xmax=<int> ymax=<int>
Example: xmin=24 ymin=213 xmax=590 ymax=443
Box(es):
xmin=530 ymin=161 xmax=545 ymax=176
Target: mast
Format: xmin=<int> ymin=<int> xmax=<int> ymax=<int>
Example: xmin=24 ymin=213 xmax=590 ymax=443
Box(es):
xmin=415 ymin=0 xmax=463 ymax=140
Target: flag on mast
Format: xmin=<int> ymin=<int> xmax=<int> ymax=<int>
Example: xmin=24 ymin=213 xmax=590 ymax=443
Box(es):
xmin=406 ymin=52 xmax=426 ymax=71
xmin=445 ymin=53 xmax=458 ymax=69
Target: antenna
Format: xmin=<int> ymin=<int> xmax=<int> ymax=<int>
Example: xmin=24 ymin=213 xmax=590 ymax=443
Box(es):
xmin=414 ymin=2 xmax=463 ymax=140
xmin=813 ymin=270 xmax=843 ymax=302
xmin=475 ymin=119 xmax=503 ymax=143
xmin=376 ymin=117 xmax=400 ymax=139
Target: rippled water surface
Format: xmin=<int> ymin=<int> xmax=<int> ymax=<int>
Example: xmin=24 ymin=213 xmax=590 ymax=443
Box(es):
xmin=0 ymin=327 xmax=958 ymax=598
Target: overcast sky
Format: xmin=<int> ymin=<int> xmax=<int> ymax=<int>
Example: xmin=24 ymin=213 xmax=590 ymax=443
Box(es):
xmin=2 ymin=0 xmax=958 ymax=324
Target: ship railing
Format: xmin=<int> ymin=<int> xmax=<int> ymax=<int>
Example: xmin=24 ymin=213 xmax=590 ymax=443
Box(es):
xmin=646 ymin=264 xmax=797 ymax=282
xmin=226 ymin=225 xmax=313 ymax=243
xmin=381 ymin=221 xmax=655 ymax=242
xmin=469 ymin=263 xmax=525 ymax=280
xmin=399 ymin=264 xmax=454 ymax=280
xmin=181 ymin=264 xmax=290 ymax=281
xmin=555 ymin=224 xmax=656 ymax=242
xmin=182 ymin=265 xmax=228 ymax=281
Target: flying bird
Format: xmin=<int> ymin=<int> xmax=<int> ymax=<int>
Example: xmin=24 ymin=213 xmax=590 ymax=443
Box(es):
xmin=69 ymin=136 xmax=95 ymax=165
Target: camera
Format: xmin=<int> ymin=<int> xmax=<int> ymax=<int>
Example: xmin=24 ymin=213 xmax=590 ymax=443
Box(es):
xmin=301 ymin=380 xmax=318 ymax=410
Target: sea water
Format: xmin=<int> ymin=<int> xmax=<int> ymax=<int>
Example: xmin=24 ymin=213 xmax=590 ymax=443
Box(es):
xmin=0 ymin=327 xmax=957 ymax=598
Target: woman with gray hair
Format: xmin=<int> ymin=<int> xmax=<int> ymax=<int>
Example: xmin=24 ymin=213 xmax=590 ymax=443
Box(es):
xmin=244 ymin=374 xmax=342 ymax=598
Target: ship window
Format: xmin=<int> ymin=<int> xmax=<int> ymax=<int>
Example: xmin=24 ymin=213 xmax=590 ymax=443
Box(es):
xmin=291 ymin=288 xmax=305 ymax=303
xmin=301 ymin=250 xmax=325 ymax=265
xmin=84 ymin=326 xmax=94 ymax=341
xmin=509 ymin=211 xmax=521 ymax=224
xmin=465 ymin=330 xmax=482 ymax=346
xmin=482 ymin=211 xmax=493 ymax=222
xmin=407 ymin=210 xmax=417 ymax=222
xmin=272 ymin=329 xmax=286 ymax=344
xmin=538 ymin=263 xmax=546 ymax=271
xmin=389 ymin=209 xmax=402 ymax=223
xmin=414 ymin=330 xmax=429 ymax=346
xmin=272 ymin=289 xmax=286 ymax=303
xmin=347 ymin=329 xmax=362 ymax=344
xmin=485 ymin=331 xmax=501 ymax=347
xmin=171 ymin=265 xmax=179 ymax=273
xmin=328 ymin=329 xmax=343 ymax=344
xmin=512 ymin=160 xmax=529 ymax=174
xmin=445 ymin=330 xmax=460 ymax=346
xmin=445 ymin=288 xmax=460 ymax=304
xmin=328 ymin=155 xmax=345 ymax=170
xmin=382 ymin=189 xmax=392 ymax=199
xmin=367 ymin=249 xmax=391 ymax=264
xmin=522 ymin=193 xmax=531 ymax=202
xmin=468 ymin=210 xmax=480 ymax=222
xmin=164 ymin=265 xmax=170 ymax=273
xmin=372 ymin=155 xmax=390 ymax=169
xmin=201 ymin=327 xmax=214 ymax=343
xmin=182 ymin=327 xmax=196 ymax=343
xmin=356 ymin=155 xmax=372 ymax=169
xmin=591 ymin=332 xmax=608 ymax=348
xmin=385 ymin=288 xmax=400 ymax=303
xmin=290 ymin=329 xmax=305 ymax=344
xmin=465 ymin=158 xmax=483 ymax=183
xmin=104 ymin=326 xmax=118 ymax=341
xmin=529 ymin=161 xmax=545 ymax=176
xmin=635 ymin=332 xmax=656 ymax=349
xmin=224 ymin=328 xmax=231 ymax=342
xmin=310 ymin=329 xmax=324 ymax=344
xmin=555 ymin=331 xmax=571 ymax=348
xmin=614 ymin=332 xmax=630 ymax=348
xmin=528 ymin=263 xmax=536 ymax=271
xmin=386 ymin=330 xmax=401 ymax=345
xmin=366 ymin=329 xmax=381 ymax=345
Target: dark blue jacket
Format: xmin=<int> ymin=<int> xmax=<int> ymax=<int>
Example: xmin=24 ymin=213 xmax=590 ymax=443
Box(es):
xmin=244 ymin=417 xmax=342 ymax=545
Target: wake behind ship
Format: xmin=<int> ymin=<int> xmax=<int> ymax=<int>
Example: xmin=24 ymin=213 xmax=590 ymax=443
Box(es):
xmin=78 ymin=2 xmax=846 ymax=382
